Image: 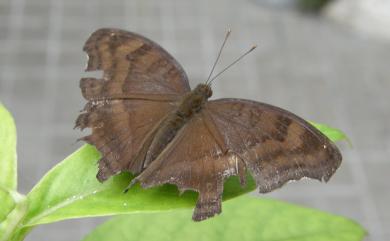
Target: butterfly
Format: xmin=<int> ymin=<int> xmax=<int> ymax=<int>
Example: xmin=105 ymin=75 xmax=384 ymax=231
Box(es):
xmin=75 ymin=28 xmax=342 ymax=221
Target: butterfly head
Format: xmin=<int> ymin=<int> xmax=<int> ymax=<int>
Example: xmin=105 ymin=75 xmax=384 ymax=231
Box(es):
xmin=194 ymin=84 xmax=213 ymax=99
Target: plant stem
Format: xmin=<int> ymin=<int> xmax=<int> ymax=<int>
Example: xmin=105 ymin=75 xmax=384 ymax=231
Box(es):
xmin=10 ymin=227 xmax=32 ymax=241
xmin=0 ymin=191 xmax=28 ymax=241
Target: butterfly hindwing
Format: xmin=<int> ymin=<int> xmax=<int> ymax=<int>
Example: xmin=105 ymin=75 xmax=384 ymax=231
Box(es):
xmin=205 ymin=98 xmax=342 ymax=193
xmin=76 ymin=99 xmax=176 ymax=181
xmin=132 ymin=113 xmax=247 ymax=221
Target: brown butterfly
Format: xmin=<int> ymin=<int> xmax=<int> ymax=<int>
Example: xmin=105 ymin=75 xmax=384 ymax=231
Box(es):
xmin=75 ymin=28 xmax=342 ymax=221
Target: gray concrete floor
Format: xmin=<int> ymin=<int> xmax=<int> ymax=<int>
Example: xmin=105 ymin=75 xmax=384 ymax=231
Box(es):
xmin=0 ymin=0 xmax=389 ymax=240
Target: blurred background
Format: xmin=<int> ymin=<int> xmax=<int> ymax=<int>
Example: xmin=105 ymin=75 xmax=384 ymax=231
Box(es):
xmin=0 ymin=0 xmax=389 ymax=240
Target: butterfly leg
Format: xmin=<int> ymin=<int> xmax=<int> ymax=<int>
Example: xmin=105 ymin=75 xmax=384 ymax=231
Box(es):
xmin=123 ymin=177 xmax=139 ymax=193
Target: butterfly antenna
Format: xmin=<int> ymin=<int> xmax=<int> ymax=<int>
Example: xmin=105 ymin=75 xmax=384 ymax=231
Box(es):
xmin=208 ymin=45 xmax=257 ymax=86
xmin=205 ymin=29 xmax=231 ymax=85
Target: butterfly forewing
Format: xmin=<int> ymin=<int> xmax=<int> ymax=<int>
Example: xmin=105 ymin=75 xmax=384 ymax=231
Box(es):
xmin=82 ymin=28 xmax=191 ymax=99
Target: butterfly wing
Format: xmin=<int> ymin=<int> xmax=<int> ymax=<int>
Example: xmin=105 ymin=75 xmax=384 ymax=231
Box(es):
xmin=132 ymin=98 xmax=341 ymax=221
xmin=76 ymin=28 xmax=191 ymax=182
xmin=132 ymin=113 xmax=245 ymax=221
xmin=205 ymin=98 xmax=342 ymax=193
xmin=82 ymin=28 xmax=190 ymax=99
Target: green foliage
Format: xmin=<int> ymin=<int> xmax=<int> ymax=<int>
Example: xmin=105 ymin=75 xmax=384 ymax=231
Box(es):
xmin=0 ymin=188 xmax=15 ymax=224
xmin=310 ymin=121 xmax=351 ymax=145
xmin=0 ymin=104 xmax=27 ymax=241
xmin=0 ymin=191 xmax=27 ymax=241
xmin=0 ymin=103 xmax=365 ymax=241
xmin=0 ymin=103 xmax=17 ymax=190
xmin=83 ymin=196 xmax=366 ymax=241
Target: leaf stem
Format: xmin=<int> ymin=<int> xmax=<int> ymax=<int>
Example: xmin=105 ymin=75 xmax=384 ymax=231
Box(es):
xmin=0 ymin=190 xmax=28 ymax=241
xmin=23 ymin=187 xmax=105 ymax=227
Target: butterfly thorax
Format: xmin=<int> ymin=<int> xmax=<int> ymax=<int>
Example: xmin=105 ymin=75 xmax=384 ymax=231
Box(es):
xmin=177 ymin=84 xmax=212 ymax=118
xmin=142 ymin=84 xmax=212 ymax=168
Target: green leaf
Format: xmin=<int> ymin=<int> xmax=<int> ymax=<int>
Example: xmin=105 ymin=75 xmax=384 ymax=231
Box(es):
xmin=0 ymin=103 xmax=17 ymax=190
xmin=22 ymin=145 xmax=255 ymax=227
xmin=0 ymin=104 xmax=27 ymax=241
xmin=310 ymin=121 xmax=350 ymax=144
xmin=0 ymin=187 xmax=15 ymax=223
xmin=82 ymin=196 xmax=366 ymax=241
